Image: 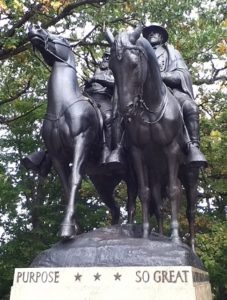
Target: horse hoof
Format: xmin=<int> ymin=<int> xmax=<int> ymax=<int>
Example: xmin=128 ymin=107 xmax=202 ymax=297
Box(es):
xmin=171 ymin=236 xmax=181 ymax=244
xmin=59 ymin=224 xmax=76 ymax=239
xmin=143 ymin=232 xmax=148 ymax=238
xmin=142 ymin=223 xmax=150 ymax=238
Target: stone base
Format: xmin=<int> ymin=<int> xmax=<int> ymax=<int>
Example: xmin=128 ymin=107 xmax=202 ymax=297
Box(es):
xmin=10 ymin=266 xmax=212 ymax=300
xmin=10 ymin=225 xmax=213 ymax=299
xmin=30 ymin=224 xmax=204 ymax=268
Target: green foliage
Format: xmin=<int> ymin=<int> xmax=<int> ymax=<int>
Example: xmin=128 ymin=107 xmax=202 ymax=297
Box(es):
xmin=77 ymin=180 xmax=112 ymax=232
xmin=196 ymin=216 xmax=227 ymax=300
xmin=0 ymin=0 xmax=226 ymax=299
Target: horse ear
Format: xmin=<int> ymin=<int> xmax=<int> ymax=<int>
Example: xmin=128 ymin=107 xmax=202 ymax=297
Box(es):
xmin=105 ymin=28 xmax=114 ymax=46
xmin=130 ymin=25 xmax=143 ymax=44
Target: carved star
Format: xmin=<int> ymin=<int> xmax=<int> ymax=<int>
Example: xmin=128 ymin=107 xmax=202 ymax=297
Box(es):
xmin=74 ymin=273 xmax=82 ymax=281
xmin=94 ymin=272 xmax=101 ymax=281
xmin=114 ymin=272 xmax=122 ymax=281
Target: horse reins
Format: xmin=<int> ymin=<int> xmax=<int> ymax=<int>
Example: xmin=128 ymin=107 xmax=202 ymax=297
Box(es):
xmin=30 ymin=33 xmax=100 ymax=123
xmin=115 ymin=45 xmax=168 ymax=125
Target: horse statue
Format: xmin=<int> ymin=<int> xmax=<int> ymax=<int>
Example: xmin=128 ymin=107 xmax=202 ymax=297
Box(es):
xmin=27 ymin=25 xmax=137 ymax=239
xmin=106 ymin=26 xmax=200 ymax=249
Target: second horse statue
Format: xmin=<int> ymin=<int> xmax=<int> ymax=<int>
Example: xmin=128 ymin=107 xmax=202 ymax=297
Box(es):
xmin=27 ymin=25 xmax=137 ymax=239
xmin=106 ymin=26 xmax=202 ymax=250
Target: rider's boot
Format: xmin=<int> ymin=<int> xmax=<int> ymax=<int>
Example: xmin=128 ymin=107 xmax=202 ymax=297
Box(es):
xmin=100 ymin=142 xmax=111 ymax=165
xmin=185 ymin=113 xmax=207 ymax=168
xmin=106 ymin=145 xmax=125 ymax=171
xmin=100 ymin=123 xmax=125 ymax=171
xmin=22 ymin=150 xmax=52 ymax=176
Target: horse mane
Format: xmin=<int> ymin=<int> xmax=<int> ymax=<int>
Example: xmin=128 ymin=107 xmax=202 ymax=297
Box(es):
xmin=136 ymin=37 xmax=162 ymax=82
xmin=114 ymin=31 xmax=164 ymax=100
xmin=114 ymin=31 xmax=162 ymax=80
xmin=114 ymin=32 xmax=132 ymax=60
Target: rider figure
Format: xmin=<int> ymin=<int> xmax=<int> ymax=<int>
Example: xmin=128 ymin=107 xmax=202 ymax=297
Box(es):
xmin=84 ymin=51 xmax=124 ymax=167
xmin=23 ymin=51 xmax=124 ymax=174
xmin=142 ymin=24 xmax=207 ymax=167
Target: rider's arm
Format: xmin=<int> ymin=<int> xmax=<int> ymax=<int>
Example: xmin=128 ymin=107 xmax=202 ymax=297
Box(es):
xmin=161 ymin=71 xmax=181 ymax=88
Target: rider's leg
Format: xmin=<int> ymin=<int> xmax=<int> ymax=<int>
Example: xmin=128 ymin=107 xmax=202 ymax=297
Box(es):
xmin=182 ymin=99 xmax=200 ymax=147
xmin=173 ymin=90 xmax=207 ymax=167
xmin=182 ymin=100 xmax=207 ymax=167
xmin=172 ymin=89 xmax=199 ymax=145
xmin=106 ymin=113 xmax=125 ymax=167
xmin=103 ymin=109 xmax=113 ymax=150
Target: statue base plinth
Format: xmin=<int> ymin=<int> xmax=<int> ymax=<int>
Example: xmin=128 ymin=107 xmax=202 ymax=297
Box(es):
xmin=10 ymin=266 xmax=212 ymax=300
xmin=10 ymin=225 xmax=213 ymax=300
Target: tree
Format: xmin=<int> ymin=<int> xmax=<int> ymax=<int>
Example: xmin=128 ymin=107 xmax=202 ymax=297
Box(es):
xmin=0 ymin=0 xmax=226 ymax=299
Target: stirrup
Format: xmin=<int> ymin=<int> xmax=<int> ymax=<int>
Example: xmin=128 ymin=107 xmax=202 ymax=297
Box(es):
xmin=100 ymin=144 xmax=111 ymax=165
xmin=105 ymin=147 xmax=125 ymax=171
xmin=186 ymin=144 xmax=208 ymax=168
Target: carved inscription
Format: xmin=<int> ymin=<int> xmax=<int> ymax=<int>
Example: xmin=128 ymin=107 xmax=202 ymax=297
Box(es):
xmin=14 ymin=268 xmax=193 ymax=285
xmin=16 ymin=271 xmax=60 ymax=283
xmin=11 ymin=267 xmax=212 ymax=300
xmin=136 ymin=270 xmax=189 ymax=283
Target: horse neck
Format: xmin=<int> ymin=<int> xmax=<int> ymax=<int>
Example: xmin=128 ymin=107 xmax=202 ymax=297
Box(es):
xmin=47 ymin=55 xmax=82 ymax=115
xmin=143 ymin=53 xmax=166 ymax=110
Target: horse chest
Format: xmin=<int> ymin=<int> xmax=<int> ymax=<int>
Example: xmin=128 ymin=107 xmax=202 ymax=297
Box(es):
xmin=126 ymin=121 xmax=150 ymax=146
xmin=126 ymin=114 xmax=166 ymax=146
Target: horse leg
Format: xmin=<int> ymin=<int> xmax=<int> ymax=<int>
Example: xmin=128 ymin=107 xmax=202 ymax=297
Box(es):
xmin=124 ymin=168 xmax=137 ymax=224
xmin=131 ymin=146 xmax=150 ymax=238
xmin=184 ymin=167 xmax=199 ymax=252
xmin=165 ymin=144 xmax=181 ymax=243
xmin=90 ymin=175 xmax=120 ymax=225
xmin=59 ymin=132 xmax=89 ymax=238
xmin=52 ymin=158 xmax=70 ymax=200
xmin=149 ymin=179 xmax=163 ymax=235
xmin=126 ymin=181 xmax=137 ymax=224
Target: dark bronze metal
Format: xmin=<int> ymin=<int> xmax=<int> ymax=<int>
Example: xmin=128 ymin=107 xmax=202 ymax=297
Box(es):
xmin=84 ymin=52 xmax=124 ymax=168
xmin=106 ymin=26 xmax=204 ymax=250
xmin=142 ymin=24 xmax=207 ymax=168
xmin=27 ymin=26 xmax=137 ymax=239
xmin=30 ymin=224 xmax=205 ymax=269
xmin=24 ymin=25 xmax=207 ymax=252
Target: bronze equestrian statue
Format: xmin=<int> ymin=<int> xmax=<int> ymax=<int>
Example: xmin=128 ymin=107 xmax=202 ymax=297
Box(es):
xmin=27 ymin=25 xmax=137 ymax=239
xmin=142 ymin=24 xmax=207 ymax=251
xmin=106 ymin=26 xmax=206 ymax=249
xmin=142 ymin=24 xmax=207 ymax=167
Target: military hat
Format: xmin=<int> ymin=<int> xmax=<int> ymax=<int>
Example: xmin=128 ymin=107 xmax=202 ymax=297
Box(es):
xmin=142 ymin=24 xmax=169 ymax=43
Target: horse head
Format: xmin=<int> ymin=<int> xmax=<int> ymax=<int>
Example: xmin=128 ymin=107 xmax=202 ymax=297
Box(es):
xmin=106 ymin=26 xmax=165 ymax=117
xmin=28 ymin=25 xmax=73 ymax=68
xmin=106 ymin=26 xmax=148 ymax=115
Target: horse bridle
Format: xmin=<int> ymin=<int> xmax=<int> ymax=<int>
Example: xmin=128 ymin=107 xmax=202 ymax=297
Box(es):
xmin=112 ymin=44 xmax=146 ymax=114
xmin=112 ymin=43 xmax=168 ymax=125
xmin=32 ymin=31 xmax=77 ymax=73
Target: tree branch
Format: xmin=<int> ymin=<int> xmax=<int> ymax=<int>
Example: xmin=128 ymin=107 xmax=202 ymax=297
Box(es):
xmin=42 ymin=0 xmax=107 ymax=28
xmin=70 ymin=25 xmax=100 ymax=47
xmin=3 ymin=4 xmax=43 ymax=38
xmin=207 ymin=174 xmax=227 ymax=180
xmin=0 ymin=80 xmax=31 ymax=106
xmin=194 ymin=75 xmax=227 ymax=85
xmin=0 ymin=103 xmax=44 ymax=125
xmin=0 ymin=42 xmax=30 ymax=61
xmin=194 ymin=64 xmax=227 ymax=85
xmin=0 ymin=0 xmax=107 ymax=61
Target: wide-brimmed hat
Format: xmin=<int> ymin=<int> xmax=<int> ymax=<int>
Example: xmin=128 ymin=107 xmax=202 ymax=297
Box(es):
xmin=142 ymin=24 xmax=168 ymax=43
